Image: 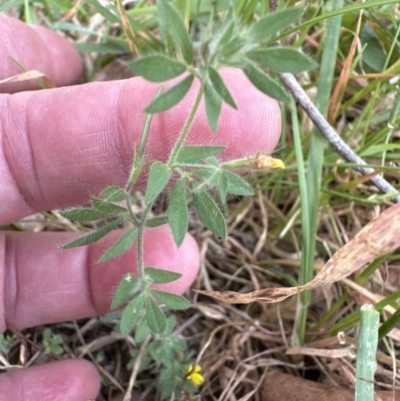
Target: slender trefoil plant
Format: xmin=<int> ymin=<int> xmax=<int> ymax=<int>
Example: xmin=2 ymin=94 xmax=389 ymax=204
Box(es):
xmin=60 ymin=3 xmax=317 ymax=398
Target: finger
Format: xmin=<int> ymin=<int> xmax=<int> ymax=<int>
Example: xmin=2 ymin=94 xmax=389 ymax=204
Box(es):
xmin=1 ymin=69 xmax=281 ymax=224
xmin=0 ymin=359 xmax=100 ymax=401
xmin=0 ymin=15 xmax=83 ymax=93
xmin=0 ymin=225 xmax=200 ymax=331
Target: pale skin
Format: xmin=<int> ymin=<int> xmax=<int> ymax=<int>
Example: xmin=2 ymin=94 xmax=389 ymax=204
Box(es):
xmin=0 ymin=14 xmax=282 ymax=401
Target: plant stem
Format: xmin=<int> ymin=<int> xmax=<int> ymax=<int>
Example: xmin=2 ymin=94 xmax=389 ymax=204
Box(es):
xmin=289 ymin=97 xmax=309 ymax=346
xmin=127 ymin=85 xmax=164 ymax=189
xmin=382 ymin=85 xmax=400 ymax=168
xmin=136 ymin=204 xmax=152 ymax=278
xmin=295 ymin=0 xmax=343 ymax=345
xmin=355 ymin=304 xmax=379 ymax=401
xmin=167 ymin=86 xmax=204 ymax=166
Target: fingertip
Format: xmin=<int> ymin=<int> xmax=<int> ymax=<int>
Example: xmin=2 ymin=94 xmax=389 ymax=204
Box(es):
xmin=0 ymin=15 xmax=82 ymax=93
xmin=0 ymin=359 xmax=100 ymax=401
xmin=31 ymin=25 xmax=83 ymax=86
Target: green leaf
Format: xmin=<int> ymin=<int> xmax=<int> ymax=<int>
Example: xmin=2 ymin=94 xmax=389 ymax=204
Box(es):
xmin=150 ymin=289 xmax=191 ymax=310
xmin=215 ymin=170 xmax=228 ymax=203
xmin=223 ymin=170 xmax=254 ymax=196
xmin=360 ymin=143 xmax=400 ymax=157
xmin=120 ymin=293 xmax=146 ymax=335
xmin=204 ymin=81 xmax=222 ymax=133
xmin=145 ymin=161 xmax=172 ymax=205
xmin=193 ymin=191 xmax=226 ymax=238
xmin=171 ymin=337 xmax=186 ymax=352
xmin=60 ymin=208 xmax=110 ymax=221
xmin=134 ymin=317 xmax=152 ymax=343
xmin=145 ymin=297 xmax=167 ymax=334
xmin=129 ymin=54 xmax=187 ymax=82
xmin=62 ymin=217 xmax=123 ymax=249
xmin=158 ymin=367 xmax=176 ymax=399
xmin=164 ymin=2 xmax=193 ymax=64
xmin=98 ymin=228 xmax=138 ymax=263
xmin=192 ymin=167 xmax=214 ymax=181
xmin=361 ymin=22 xmax=386 ymax=72
xmin=175 ymin=145 xmax=226 ymax=164
xmin=75 ymin=42 xmax=129 ymax=55
xmin=148 ymin=340 xmax=169 ymax=363
xmin=86 ymin=0 xmax=120 ymax=23
xmin=145 ymin=74 xmax=194 ymax=113
xmin=248 ymin=7 xmax=304 ymax=41
xmin=92 ymin=197 xmax=127 ymax=214
xmin=247 ymin=47 xmax=317 ymax=73
xmin=156 ymin=0 xmax=169 ymax=49
xmin=52 ymin=21 xmax=98 ymax=35
xmin=167 ymin=178 xmax=188 ymax=247
xmin=110 ymin=273 xmax=140 ymax=310
xmin=242 ymin=62 xmax=289 ymax=102
xmin=100 ymin=186 xmax=128 ymax=202
xmin=208 ymin=67 xmax=237 ymax=109
xmin=163 ymin=315 xmax=177 ymax=336
xmin=144 ymin=267 xmax=182 ymax=284
xmin=214 ymin=15 xmax=236 ymax=49
xmin=379 ymin=307 xmax=400 ymax=341
xmin=100 ymin=310 xmax=122 ymax=322
xmin=145 ymin=216 xmax=169 ymax=227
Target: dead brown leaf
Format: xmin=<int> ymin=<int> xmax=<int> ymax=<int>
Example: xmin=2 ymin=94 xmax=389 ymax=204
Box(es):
xmin=0 ymin=70 xmax=55 ymax=88
xmin=196 ymin=202 xmax=400 ymax=304
xmin=261 ymin=371 xmax=400 ymax=401
xmin=328 ymin=10 xmax=363 ymax=124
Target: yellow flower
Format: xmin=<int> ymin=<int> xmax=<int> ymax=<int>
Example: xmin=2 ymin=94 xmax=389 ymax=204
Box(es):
xmin=253 ymin=155 xmax=285 ymax=171
xmin=187 ymin=364 xmax=204 ymax=386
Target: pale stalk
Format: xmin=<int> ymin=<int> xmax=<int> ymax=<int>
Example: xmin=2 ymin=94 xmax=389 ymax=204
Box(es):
xmin=167 ymin=86 xmax=204 ymax=166
xmin=136 ymin=204 xmax=152 ymax=278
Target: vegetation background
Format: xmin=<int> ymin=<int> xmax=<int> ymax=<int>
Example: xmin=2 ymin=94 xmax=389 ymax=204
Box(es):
xmin=1 ymin=0 xmax=400 ymax=400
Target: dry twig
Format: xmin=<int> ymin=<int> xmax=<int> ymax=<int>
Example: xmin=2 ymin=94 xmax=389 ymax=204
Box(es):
xmin=279 ymin=72 xmax=400 ymax=203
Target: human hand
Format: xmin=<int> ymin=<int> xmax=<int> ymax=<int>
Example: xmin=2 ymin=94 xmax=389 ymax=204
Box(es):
xmin=0 ymin=14 xmax=281 ymax=401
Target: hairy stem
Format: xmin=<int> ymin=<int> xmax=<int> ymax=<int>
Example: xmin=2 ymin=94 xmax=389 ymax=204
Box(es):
xmin=127 ymin=86 xmax=164 ymax=189
xmin=167 ymin=86 xmax=204 ymax=166
xmin=136 ymin=204 xmax=152 ymax=278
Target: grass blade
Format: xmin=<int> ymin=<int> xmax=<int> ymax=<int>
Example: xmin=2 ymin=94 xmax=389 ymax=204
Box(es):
xmin=295 ymin=0 xmax=343 ymax=344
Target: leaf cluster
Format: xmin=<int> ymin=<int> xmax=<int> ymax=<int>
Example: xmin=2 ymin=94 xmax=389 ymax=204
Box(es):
xmin=110 ymin=267 xmax=189 ymax=336
xmin=130 ymin=4 xmax=317 ymax=131
xmin=127 ymin=315 xmax=196 ymax=400
xmin=42 ymin=328 xmax=64 ymax=356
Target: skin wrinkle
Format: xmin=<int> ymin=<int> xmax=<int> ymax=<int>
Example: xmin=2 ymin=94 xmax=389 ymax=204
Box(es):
xmin=24 ymin=96 xmax=47 ymax=204
xmin=82 ymin=244 xmax=98 ymax=321
xmin=115 ymin=84 xmax=134 ymax=179
xmin=0 ymin=235 xmax=6 ymax=332
xmin=3 ymin=233 xmax=17 ymax=331
xmin=0 ymin=97 xmax=36 ymax=220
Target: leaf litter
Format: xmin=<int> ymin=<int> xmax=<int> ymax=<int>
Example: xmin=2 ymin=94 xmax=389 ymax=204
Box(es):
xmin=197 ymin=202 xmax=400 ymax=304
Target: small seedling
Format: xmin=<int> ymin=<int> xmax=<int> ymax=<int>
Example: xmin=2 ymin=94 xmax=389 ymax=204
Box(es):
xmin=42 ymin=328 xmax=64 ymax=356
